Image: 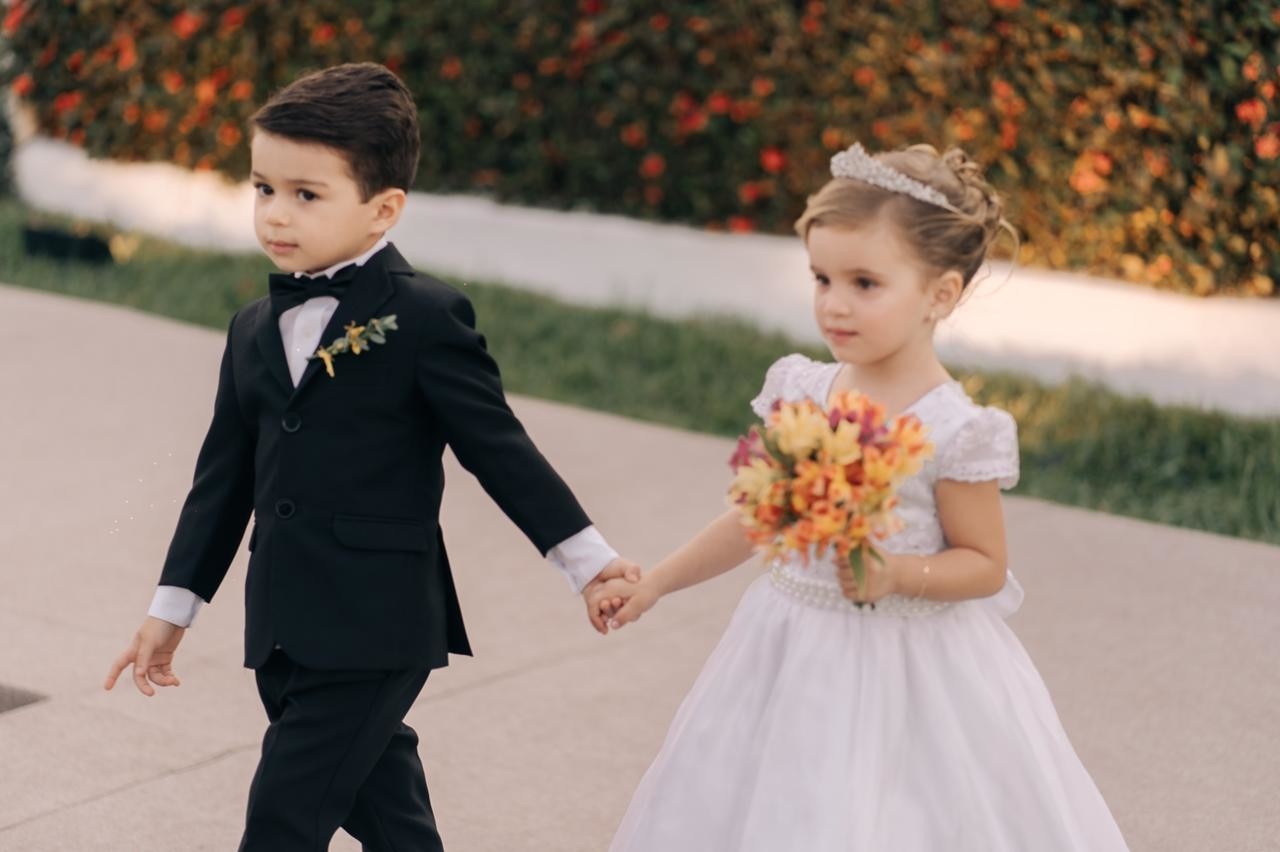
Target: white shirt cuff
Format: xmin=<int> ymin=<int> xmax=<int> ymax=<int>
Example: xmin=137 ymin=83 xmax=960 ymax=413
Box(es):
xmin=148 ymin=586 xmax=205 ymax=628
xmin=547 ymin=526 xmax=619 ymax=594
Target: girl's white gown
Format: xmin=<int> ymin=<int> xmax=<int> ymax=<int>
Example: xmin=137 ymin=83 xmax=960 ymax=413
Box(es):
xmin=609 ymin=354 xmax=1128 ymax=851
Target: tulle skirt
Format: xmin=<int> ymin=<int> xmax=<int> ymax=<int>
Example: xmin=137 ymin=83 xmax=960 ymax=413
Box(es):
xmin=609 ymin=568 xmax=1128 ymax=851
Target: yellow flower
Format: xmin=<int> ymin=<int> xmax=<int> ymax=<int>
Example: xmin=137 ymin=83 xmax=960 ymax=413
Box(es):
xmin=730 ymin=458 xmax=784 ymax=506
xmin=821 ymin=419 xmax=864 ymax=465
xmin=315 ymin=347 xmax=335 ymax=378
xmin=772 ymin=402 xmax=828 ymax=458
xmin=345 ymin=322 xmax=367 ymax=355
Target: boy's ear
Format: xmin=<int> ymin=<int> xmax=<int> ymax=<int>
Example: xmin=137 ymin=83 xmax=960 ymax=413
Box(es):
xmin=368 ymin=188 xmax=407 ymax=235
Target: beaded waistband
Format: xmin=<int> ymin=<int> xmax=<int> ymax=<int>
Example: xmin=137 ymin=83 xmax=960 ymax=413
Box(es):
xmin=768 ymin=564 xmax=951 ymax=617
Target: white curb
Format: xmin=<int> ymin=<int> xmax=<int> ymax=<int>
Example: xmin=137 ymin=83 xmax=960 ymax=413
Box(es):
xmin=13 ymin=136 xmax=1280 ymax=417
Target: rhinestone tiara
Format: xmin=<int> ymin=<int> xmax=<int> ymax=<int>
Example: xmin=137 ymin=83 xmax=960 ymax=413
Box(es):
xmin=829 ymin=143 xmax=962 ymax=214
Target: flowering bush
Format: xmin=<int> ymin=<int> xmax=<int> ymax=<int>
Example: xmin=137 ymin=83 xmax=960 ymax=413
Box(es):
xmin=3 ymin=0 xmax=1277 ymax=296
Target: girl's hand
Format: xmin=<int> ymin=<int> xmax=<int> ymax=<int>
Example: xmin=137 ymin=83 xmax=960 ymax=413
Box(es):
xmin=837 ymin=549 xmax=900 ymax=605
xmin=599 ymin=575 xmax=662 ymax=630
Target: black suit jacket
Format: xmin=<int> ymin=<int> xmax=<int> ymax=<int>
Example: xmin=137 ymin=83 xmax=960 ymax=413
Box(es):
xmin=158 ymin=244 xmax=593 ymax=670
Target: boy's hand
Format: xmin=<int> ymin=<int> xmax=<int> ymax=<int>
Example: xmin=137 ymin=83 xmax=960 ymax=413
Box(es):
xmin=582 ymin=557 xmax=642 ymax=635
xmin=104 ymin=616 xmax=186 ymax=697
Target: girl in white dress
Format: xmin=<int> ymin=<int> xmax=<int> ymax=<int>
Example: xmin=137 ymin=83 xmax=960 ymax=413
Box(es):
xmin=591 ymin=143 xmax=1129 ymax=851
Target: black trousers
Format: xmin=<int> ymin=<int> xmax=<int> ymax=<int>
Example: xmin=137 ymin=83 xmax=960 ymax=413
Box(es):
xmin=238 ymin=650 xmax=444 ymax=852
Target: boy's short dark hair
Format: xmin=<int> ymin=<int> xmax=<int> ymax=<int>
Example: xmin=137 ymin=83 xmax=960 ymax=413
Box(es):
xmin=251 ymin=62 xmax=420 ymax=200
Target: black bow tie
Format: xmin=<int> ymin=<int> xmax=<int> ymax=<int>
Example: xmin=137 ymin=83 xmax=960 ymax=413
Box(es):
xmin=269 ymin=262 xmax=361 ymax=317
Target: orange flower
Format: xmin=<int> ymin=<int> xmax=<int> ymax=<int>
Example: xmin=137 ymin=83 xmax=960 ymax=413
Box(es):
xmin=441 ymin=56 xmax=463 ymax=79
xmin=230 ymin=80 xmax=254 ymax=101
xmin=759 ymin=147 xmax=786 ymax=174
xmin=620 ymin=123 xmax=647 ymax=148
xmin=217 ymin=121 xmax=242 ymax=147
xmin=639 ymin=152 xmax=666 ymax=179
xmin=730 ymin=99 xmax=761 ymax=123
xmin=853 ymin=67 xmax=877 ymax=88
xmin=53 ymin=91 xmax=82 ymax=115
xmin=707 ymin=91 xmax=732 ymax=115
xmin=311 ymin=23 xmax=337 ymax=45
xmin=66 ymin=50 xmax=85 ymax=74
xmin=677 ymin=109 xmax=708 ymax=134
xmin=172 ymin=11 xmax=203 ymax=40
xmin=728 ymin=215 xmax=755 ymax=233
xmin=143 ymin=109 xmax=170 ymax=132
xmin=193 ymin=77 xmax=216 ymax=104
xmin=1236 ymin=99 xmax=1267 ymax=130
xmin=999 ymin=120 xmax=1018 ymax=151
xmin=752 ymin=77 xmax=775 ymax=98
xmin=115 ymin=34 xmax=137 ymax=71
xmin=11 ymin=73 xmax=33 ymax=98
xmin=220 ymin=7 xmax=247 ymax=34
xmin=1256 ymin=133 xmax=1280 ymax=160
xmin=1069 ymin=150 xmax=1109 ymax=195
xmin=649 ymin=13 xmax=670 ymax=31
xmin=2 ymin=2 xmax=27 ymax=35
xmin=738 ymin=182 xmax=762 ymax=204
xmin=161 ymin=70 xmax=184 ymax=95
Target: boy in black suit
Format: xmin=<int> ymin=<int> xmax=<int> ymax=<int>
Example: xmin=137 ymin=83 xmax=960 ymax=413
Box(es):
xmin=105 ymin=62 xmax=639 ymax=851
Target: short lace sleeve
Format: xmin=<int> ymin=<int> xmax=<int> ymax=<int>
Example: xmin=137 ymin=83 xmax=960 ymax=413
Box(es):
xmin=749 ymin=353 xmax=811 ymax=419
xmin=936 ymin=406 xmax=1020 ymax=489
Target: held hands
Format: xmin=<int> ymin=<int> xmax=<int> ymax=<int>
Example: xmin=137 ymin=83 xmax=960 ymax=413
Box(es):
xmin=837 ymin=548 xmax=902 ymax=606
xmin=103 ymin=616 xmax=186 ymax=697
xmin=582 ymin=557 xmax=643 ymax=635
xmin=594 ymin=574 xmax=660 ymax=630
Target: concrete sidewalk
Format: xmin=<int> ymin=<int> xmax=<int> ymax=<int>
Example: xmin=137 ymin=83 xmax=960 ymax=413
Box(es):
xmin=0 ymin=283 xmax=1276 ymax=851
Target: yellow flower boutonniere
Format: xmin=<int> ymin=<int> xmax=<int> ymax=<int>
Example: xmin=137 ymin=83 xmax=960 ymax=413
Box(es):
xmin=311 ymin=314 xmax=398 ymax=378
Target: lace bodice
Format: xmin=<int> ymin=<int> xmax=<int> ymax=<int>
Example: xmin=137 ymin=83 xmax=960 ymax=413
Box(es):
xmin=749 ymin=354 xmax=1021 ymax=616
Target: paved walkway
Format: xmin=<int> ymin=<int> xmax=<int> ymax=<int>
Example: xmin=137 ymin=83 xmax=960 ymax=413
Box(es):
xmin=0 ymin=283 xmax=1277 ymax=851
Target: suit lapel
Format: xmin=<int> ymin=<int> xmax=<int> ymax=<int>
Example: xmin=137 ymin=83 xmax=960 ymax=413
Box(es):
xmin=289 ymin=245 xmax=406 ymax=400
xmin=253 ymin=298 xmax=294 ymax=395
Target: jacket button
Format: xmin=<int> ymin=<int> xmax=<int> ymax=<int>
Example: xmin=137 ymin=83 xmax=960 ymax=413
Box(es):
xmin=281 ymin=413 xmax=302 ymax=433
xmin=274 ymin=499 xmax=296 ymax=519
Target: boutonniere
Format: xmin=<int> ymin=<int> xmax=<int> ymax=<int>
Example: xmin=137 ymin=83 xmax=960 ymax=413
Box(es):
xmin=312 ymin=314 xmax=398 ymax=378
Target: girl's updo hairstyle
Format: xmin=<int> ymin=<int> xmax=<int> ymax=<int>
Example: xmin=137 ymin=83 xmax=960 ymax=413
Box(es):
xmin=795 ymin=144 xmax=1017 ymax=289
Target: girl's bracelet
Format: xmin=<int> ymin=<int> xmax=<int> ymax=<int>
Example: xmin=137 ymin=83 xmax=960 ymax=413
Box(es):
xmin=914 ymin=560 xmax=931 ymax=601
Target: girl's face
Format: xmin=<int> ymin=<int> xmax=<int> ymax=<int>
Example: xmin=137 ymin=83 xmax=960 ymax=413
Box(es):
xmin=807 ymin=218 xmax=942 ymax=367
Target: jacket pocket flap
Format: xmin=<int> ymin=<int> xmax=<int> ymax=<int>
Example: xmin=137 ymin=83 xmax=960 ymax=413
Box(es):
xmin=333 ymin=515 xmax=431 ymax=552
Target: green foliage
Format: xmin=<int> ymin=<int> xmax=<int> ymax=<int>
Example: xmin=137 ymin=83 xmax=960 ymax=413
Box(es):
xmin=0 ymin=90 xmax=11 ymax=196
xmin=3 ymin=1 xmax=1278 ymax=296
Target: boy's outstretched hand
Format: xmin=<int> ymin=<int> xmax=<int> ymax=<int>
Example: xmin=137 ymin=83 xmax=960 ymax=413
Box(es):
xmin=104 ymin=616 xmax=186 ymax=697
xmin=583 ymin=557 xmax=642 ymax=635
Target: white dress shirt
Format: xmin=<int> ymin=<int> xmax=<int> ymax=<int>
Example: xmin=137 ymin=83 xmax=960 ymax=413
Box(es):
xmin=149 ymin=240 xmax=617 ymax=627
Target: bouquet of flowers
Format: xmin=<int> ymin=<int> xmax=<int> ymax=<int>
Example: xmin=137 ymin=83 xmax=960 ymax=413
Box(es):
xmin=728 ymin=391 xmax=934 ymax=596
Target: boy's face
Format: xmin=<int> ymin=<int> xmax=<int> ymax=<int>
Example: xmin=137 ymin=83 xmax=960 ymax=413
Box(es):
xmin=250 ymin=130 xmax=403 ymax=275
